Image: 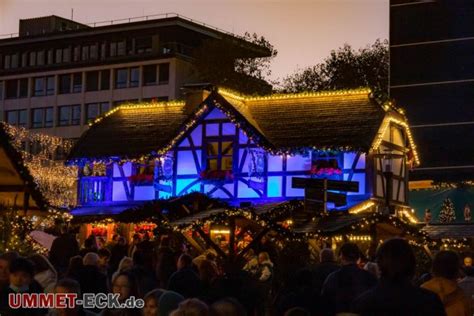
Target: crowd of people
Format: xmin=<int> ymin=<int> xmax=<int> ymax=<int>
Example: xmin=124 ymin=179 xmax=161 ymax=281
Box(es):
xmin=0 ymin=228 xmax=473 ymax=316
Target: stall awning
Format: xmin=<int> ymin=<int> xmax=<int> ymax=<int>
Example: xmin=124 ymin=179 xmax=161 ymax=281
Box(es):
xmin=421 ymin=224 xmax=474 ymax=239
xmin=293 ymin=213 xmax=367 ymax=234
xmin=170 ymin=208 xmax=227 ymax=227
xmin=70 ymin=205 xmax=134 ymax=216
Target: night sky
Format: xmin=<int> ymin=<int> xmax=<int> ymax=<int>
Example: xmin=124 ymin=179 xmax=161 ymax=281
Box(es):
xmin=0 ymin=0 xmax=388 ymax=81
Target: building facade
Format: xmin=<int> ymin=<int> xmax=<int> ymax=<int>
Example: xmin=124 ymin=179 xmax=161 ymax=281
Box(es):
xmin=66 ymin=86 xmax=419 ymax=217
xmin=0 ymin=14 xmax=269 ymax=141
xmin=390 ymin=0 xmax=474 ymax=182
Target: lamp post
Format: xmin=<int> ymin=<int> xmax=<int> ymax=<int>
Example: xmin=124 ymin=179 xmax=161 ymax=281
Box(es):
xmin=383 ymin=153 xmax=394 ymax=215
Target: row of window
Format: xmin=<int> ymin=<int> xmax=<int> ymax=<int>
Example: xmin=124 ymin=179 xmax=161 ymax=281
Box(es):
xmin=0 ymin=63 xmax=169 ymax=99
xmin=6 ymin=106 xmax=80 ymax=128
xmin=1 ymin=37 xmax=155 ymax=70
xmin=4 ymin=97 xmax=169 ymax=128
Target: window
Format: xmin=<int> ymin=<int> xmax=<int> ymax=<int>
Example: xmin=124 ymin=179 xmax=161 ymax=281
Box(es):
xmin=117 ymin=41 xmax=126 ymax=56
xmin=100 ymin=43 xmax=107 ymax=59
xmin=136 ymin=37 xmax=152 ymax=54
xmin=129 ymin=67 xmax=139 ymax=87
xmin=110 ymin=42 xmax=117 ymax=57
xmin=62 ymin=48 xmax=70 ymax=63
xmin=5 ymin=80 xmax=18 ymax=99
xmin=59 ymin=74 xmax=71 ymax=94
xmin=46 ymin=76 xmax=55 ymax=95
xmin=159 ymin=63 xmax=169 ymax=84
xmin=0 ymin=81 xmax=3 ymax=100
xmin=21 ymin=53 xmax=28 ymax=68
xmin=143 ymin=65 xmax=157 ymax=85
xmin=33 ymin=76 xmax=54 ymax=96
xmin=90 ymin=44 xmax=98 ymax=60
xmin=85 ymin=102 xmax=109 ymax=123
xmin=58 ymin=105 xmax=81 ymax=126
xmin=29 ymin=52 xmax=36 ymax=66
xmin=31 ymin=107 xmax=53 ymax=128
xmin=86 ymin=71 xmax=99 ymax=91
xmin=11 ymin=54 xmax=18 ymax=68
xmin=73 ymin=73 xmax=82 ymax=93
xmin=142 ymin=96 xmax=168 ymax=102
xmin=47 ymin=50 xmax=54 ymax=64
xmin=81 ymin=46 xmax=89 ymax=61
xmin=4 ymin=55 xmax=11 ymax=69
xmin=6 ymin=110 xmax=27 ymax=127
xmin=55 ymin=49 xmax=63 ymax=63
xmin=73 ymin=46 xmax=80 ymax=62
xmin=115 ymin=68 xmax=128 ymax=88
xmin=205 ymin=139 xmax=234 ymax=171
xmin=37 ymin=51 xmax=45 ymax=65
xmin=100 ymin=70 xmax=110 ymax=90
xmin=113 ymin=99 xmax=138 ymax=107
xmin=19 ymin=78 xmax=28 ymax=98
xmin=33 ymin=77 xmax=45 ymax=96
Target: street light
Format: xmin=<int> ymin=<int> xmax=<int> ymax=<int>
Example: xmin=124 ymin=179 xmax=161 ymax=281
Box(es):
xmin=383 ymin=151 xmax=394 ymax=215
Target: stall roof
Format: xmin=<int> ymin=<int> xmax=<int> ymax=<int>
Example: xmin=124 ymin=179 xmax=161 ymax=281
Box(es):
xmin=421 ymin=224 xmax=474 ymax=239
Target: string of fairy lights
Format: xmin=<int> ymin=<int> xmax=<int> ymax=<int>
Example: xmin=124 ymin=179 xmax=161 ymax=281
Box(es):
xmin=2 ymin=123 xmax=78 ymax=209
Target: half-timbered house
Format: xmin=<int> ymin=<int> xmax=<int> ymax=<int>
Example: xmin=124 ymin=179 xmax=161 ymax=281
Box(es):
xmin=67 ymin=86 xmax=419 ymax=218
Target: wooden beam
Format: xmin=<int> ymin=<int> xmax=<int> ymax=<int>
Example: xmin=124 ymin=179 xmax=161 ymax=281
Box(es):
xmin=181 ymin=232 xmax=205 ymax=254
xmin=196 ymin=227 xmax=227 ymax=259
xmin=229 ymin=217 xmax=236 ymax=258
xmin=292 ymin=177 xmax=359 ymax=192
xmin=236 ymin=226 xmax=271 ymax=261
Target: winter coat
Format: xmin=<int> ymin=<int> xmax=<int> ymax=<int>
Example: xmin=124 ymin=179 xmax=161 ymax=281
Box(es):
xmin=167 ymin=267 xmax=202 ymax=298
xmin=49 ymin=233 xmax=80 ymax=271
xmin=321 ymin=263 xmax=377 ymax=316
xmin=79 ymin=265 xmax=108 ymax=295
xmin=257 ymin=260 xmax=274 ymax=282
xmin=352 ymin=278 xmax=446 ymax=316
xmin=34 ymin=269 xmax=57 ymax=293
xmin=459 ymin=276 xmax=474 ymax=312
xmin=422 ymin=277 xmax=472 ymax=316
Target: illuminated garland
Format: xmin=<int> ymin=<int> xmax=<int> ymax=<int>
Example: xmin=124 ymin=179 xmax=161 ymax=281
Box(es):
xmin=3 ymin=123 xmax=78 ymax=208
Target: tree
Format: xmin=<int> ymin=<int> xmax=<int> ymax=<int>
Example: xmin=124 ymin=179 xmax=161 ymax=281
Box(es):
xmin=281 ymin=39 xmax=388 ymax=101
xmin=193 ymin=32 xmax=278 ymax=95
xmin=439 ymin=198 xmax=456 ymax=223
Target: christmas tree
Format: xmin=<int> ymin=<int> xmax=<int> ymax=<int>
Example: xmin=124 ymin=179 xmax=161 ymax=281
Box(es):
xmin=439 ymin=198 xmax=456 ymax=223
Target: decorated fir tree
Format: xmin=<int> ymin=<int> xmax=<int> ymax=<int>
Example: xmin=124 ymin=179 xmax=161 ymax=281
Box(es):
xmin=439 ymin=198 xmax=456 ymax=223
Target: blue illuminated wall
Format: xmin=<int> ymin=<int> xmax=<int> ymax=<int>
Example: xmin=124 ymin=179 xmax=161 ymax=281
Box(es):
xmin=79 ymin=106 xmax=370 ymax=207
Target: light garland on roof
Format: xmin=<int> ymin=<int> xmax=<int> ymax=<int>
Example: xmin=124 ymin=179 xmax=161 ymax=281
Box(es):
xmin=371 ymin=115 xmax=420 ymax=166
xmin=218 ymin=87 xmax=372 ymax=102
xmin=3 ymin=123 xmax=78 ymax=209
xmin=91 ymin=100 xmax=186 ymax=126
xmin=349 ymin=200 xmax=376 ymax=214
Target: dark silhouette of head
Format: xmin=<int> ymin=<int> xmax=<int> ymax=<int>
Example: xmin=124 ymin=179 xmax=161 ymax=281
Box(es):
xmin=339 ymin=243 xmax=360 ymax=264
xmin=376 ymin=238 xmax=415 ymax=282
xmin=432 ymin=250 xmax=461 ymax=280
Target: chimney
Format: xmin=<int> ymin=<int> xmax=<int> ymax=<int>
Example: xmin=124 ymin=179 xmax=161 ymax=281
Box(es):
xmin=181 ymin=83 xmax=214 ymax=114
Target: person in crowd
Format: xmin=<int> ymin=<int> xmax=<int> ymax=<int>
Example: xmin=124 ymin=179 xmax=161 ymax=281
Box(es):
xmin=79 ymin=252 xmax=107 ymax=296
xmin=102 ymin=271 xmax=141 ymax=316
xmin=209 ymin=297 xmax=247 ymax=316
xmin=242 ymin=249 xmax=259 ymax=276
xmin=283 ymin=307 xmax=311 ymax=316
xmin=79 ymin=235 xmax=98 ymax=257
xmin=128 ymin=250 xmax=157 ymax=298
xmin=169 ymin=298 xmax=209 ymax=316
xmin=48 ymin=278 xmax=96 ymax=316
xmin=459 ymin=265 xmax=474 ymax=312
xmin=110 ymin=236 xmax=129 ymax=274
xmin=311 ymin=248 xmax=340 ymax=297
xmin=129 ymin=234 xmax=141 ymax=258
xmin=29 ymin=254 xmax=58 ymax=293
xmin=198 ymin=259 xmax=219 ymax=303
xmin=256 ymin=252 xmax=273 ymax=284
xmin=168 ymin=254 xmax=201 ymax=298
xmin=256 ymin=235 xmax=278 ymax=262
xmin=352 ymin=238 xmax=446 ymax=315
xmin=157 ymin=290 xmax=185 ymax=316
xmin=155 ymin=237 xmax=177 ymax=289
xmin=192 ymin=249 xmax=217 ymax=271
xmin=137 ymin=234 xmax=154 ymax=272
xmin=0 ymin=257 xmax=44 ymax=315
xmin=65 ymin=255 xmax=83 ymax=282
xmin=364 ymin=261 xmax=380 ymax=279
xmin=0 ymin=252 xmax=19 ymax=291
xmin=112 ymin=256 xmax=133 ymax=282
xmin=143 ymin=289 xmax=166 ymax=316
xmin=320 ymin=242 xmax=377 ymax=316
xmin=274 ymin=268 xmax=313 ymax=315
xmin=421 ymin=250 xmax=471 ymax=316
xmin=98 ymin=248 xmax=111 ymax=275
xmin=97 ymin=237 xmax=106 ymax=250
xmin=49 ymin=226 xmax=80 ymax=274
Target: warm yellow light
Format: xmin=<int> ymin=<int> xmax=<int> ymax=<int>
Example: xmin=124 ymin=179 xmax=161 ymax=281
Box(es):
xmin=401 ymin=210 xmax=419 ymax=224
xmin=211 ymin=229 xmax=230 ymax=234
xmin=349 ymin=200 xmax=376 ymax=214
